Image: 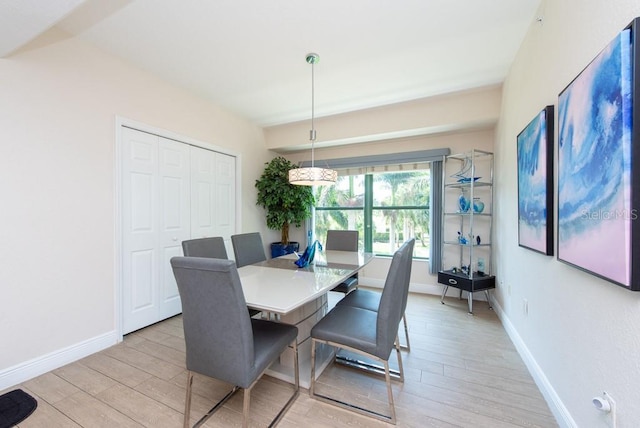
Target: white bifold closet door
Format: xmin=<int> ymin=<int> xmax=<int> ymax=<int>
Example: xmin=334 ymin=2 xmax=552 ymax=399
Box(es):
xmin=121 ymin=127 xmax=235 ymax=334
xmin=189 ymin=145 xmax=236 ymax=252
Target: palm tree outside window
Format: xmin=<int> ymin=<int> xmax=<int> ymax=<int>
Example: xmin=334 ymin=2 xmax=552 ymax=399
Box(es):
xmin=313 ymin=170 xmax=430 ymax=258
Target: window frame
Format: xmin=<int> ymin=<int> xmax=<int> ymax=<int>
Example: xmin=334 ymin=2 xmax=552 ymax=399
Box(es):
xmin=314 ymin=170 xmax=431 ymax=259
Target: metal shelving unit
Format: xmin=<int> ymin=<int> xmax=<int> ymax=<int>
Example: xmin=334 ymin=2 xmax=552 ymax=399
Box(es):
xmin=438 ymin=149 xmax=495 ymax=314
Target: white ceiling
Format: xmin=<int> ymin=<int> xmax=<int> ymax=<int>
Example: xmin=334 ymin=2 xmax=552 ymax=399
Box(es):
xmin=0 ymin=0 xmax=86 ymax=57
xmin=2 ymin=0 xmax=541 ymax=127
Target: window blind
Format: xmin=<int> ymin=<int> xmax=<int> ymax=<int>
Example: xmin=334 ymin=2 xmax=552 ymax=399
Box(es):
xmin=297 ymin=148 xmax=450 ymax=176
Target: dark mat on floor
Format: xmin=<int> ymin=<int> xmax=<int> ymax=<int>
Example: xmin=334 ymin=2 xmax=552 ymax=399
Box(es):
xmin=0 ymin=389 xmax=37 ymax=428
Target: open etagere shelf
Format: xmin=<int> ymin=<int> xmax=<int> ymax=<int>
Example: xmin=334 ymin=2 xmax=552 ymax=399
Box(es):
xmin=438 ymin=149 xmax=495 ymax=314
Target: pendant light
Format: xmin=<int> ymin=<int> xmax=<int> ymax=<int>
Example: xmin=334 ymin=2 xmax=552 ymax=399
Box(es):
xmin=288 ymin=53 xmax=338 ymax=186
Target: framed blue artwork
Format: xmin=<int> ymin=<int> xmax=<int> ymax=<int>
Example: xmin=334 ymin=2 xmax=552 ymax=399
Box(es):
xmin=558 ymin=18 xmax=640 ymax=290
xmin=517 ymin=105 xmax=554 ymax=255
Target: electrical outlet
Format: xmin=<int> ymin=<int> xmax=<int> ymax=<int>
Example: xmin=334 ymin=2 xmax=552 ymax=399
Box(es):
xmin=523 ymin=299 xmax=528 ymax=316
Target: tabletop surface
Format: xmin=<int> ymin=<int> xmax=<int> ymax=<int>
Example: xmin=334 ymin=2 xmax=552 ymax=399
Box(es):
xmin=238 ymin=250 xmax=374 ymax=314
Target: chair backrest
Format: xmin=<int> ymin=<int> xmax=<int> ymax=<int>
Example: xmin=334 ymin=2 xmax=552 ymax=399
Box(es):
xmin=231 ymin=232 xmax=267 ymax=268
xmin=170 ymin=257 xmax=254 ymax=386
xmin=182 ymin=237 xmax=228 ymax=259
xmin=325 ymin=230 xmax=359 ymax=252
xmin=375 ymin=238 xmax=415 ymax=359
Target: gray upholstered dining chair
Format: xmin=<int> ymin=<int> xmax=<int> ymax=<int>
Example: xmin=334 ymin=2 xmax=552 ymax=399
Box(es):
xmin=182 ymin=237 xmax=260 ymax=318
xmin=335 ymin=240 xmax=412 ymax=351
xmin=309 ymin=238 xmax=414 ymax=424
xmin=231 ymin=232 xmax=267 ymax=268
xmin=170 ymin=257 xmax=299 ymax=428
xmin=325 ymin=230 xmax=359 ymax=294
xmin=182 ymin=236 xmax=228 ymax=259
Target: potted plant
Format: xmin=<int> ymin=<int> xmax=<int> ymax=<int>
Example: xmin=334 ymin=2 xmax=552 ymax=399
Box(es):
xmin=255 ymin=156 xmax=315 ymax=257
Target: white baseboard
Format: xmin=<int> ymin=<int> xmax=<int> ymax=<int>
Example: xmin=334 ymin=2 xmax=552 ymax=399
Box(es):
xmin=362 ymin=276 xmax=440 ymax=294
xmin=363 ymin=275 xmax=573 ymax=427
xmin=491 ymin=300 xmax=576 ymax=428
xmin=0 ymin=330 xmax=119 ymax=391
xmin=359 ymin=277 xmax=384 ymax=289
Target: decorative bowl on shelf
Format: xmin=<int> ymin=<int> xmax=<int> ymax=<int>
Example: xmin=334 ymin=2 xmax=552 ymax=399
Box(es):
xmin=473 ymin=198 xmax=485 ymax=213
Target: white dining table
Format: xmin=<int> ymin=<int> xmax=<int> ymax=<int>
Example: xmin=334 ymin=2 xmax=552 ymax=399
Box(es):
xmin=237 ymin=249 xmax=374 ymax=388
xmin=239 ymin=250 xmax=374 ymax=314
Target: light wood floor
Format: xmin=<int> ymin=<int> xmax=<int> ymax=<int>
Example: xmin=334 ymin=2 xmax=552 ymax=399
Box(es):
xmin=6 ymin=292 xmax=557 ymax=427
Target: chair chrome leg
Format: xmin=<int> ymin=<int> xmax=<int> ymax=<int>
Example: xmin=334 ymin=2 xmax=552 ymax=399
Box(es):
xmin=269 ymin=340 xmax=299 ymax=428
xmin=310 ymin=338 xmax=317 ymax=396
xmin=467 ymin=291 xmax=473 ymax=314
xmin=186 ymin=345 xmax=298 ymax=428
xmin=383 ymin=359 xmax=397 ymax=424
xmin=242 ymin=387 xmax=251 ymax=428
xmin=193 ymin=385 xmax=240 ymax=428
xmin=400 ymin=313 xmax=410 ymax=351
xmin=310 ymin=338 xmax=398 ymax=424
xmin=183 ymin=371 xmax=194 ymax=428
xmin=293 ymin=340 xmax=300 ymax=390
xmin=394 ymin=335 xmax=404 ymax=382
xmin=197 ymin=341 xmax=299 ymax=428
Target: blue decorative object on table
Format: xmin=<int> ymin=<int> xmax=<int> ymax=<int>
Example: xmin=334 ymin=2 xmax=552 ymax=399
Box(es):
xmin=294 ymin=240 xmax=323 ymax=268
xmin=457 ymin=231 xmax=468 ymax=245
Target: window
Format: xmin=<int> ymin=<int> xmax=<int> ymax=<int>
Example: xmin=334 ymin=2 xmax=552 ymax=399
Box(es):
xmin=313 ymin=169 xmax=431 ymax=258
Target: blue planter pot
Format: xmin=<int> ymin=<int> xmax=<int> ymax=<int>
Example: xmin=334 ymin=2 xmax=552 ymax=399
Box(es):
xmin=270 ymin=242 xmax=300 ymax=258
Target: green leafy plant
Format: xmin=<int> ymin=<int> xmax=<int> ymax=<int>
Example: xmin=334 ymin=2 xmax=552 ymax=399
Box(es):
xmin=255 ymin=156 xmax=315 ymax=245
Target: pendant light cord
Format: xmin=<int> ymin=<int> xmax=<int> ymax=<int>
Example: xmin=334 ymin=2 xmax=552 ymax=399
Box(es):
xmin=288 ymin=53 xmax=336 ymax=185
xmin=310 ymin=59 xmax=316 ymax=168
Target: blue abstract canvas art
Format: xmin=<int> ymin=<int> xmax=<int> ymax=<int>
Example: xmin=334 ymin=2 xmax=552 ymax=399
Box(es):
xmin=518 ymin=106 xmax=554 ymax=255
xmin=558 ymin=28 xmax=633 ymax=287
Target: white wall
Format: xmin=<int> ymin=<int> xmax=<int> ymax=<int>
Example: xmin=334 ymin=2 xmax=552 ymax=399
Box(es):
xmin=266 ymin=85 xmax=501 ymax=151
xmin=0 ymin=28 xmax=274 ymax=388
xmin=495 ymin=1 xmax=640 ymax=426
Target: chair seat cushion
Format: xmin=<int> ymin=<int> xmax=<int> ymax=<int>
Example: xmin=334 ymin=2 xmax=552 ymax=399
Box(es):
xmin=331 ymin=275 xmax=358 ymax=294
xmin=336 ymin=289 xmax=380 ymax=312
xmin=249 ymin=320 xmax=298 ymax=388
xmin=311 ymin=305 xmax=385 ymax=358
